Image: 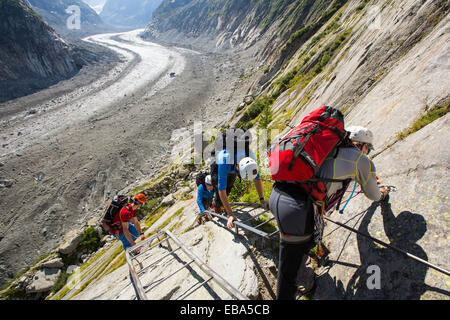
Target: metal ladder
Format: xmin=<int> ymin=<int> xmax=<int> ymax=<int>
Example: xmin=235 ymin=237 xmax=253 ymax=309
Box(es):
xmin=205 ymin=202 xmax=279 ymax=247
xmin=125 ymin=229 xmax=249 ymax=300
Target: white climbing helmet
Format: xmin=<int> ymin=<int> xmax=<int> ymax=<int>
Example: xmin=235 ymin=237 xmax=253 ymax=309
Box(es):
xmin=238 ymin=157 xmax=259 ymax=181
xmin=205 ymin=175 xmax=212 ymax=186
xmin=347 ymin=126 xmax=375 ymax=149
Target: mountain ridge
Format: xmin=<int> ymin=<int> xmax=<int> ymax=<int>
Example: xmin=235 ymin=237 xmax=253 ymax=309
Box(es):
xmin=100 ymin=0 xmax=164 ymax=29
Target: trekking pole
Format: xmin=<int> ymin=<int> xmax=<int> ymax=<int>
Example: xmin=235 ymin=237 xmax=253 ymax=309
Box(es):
xmin=339 ymin=181 xmax=358 ymax=214
xmin=323 ymin=216 xmax=450 ymax=277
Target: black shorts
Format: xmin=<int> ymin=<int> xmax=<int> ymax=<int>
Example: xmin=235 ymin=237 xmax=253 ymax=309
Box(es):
xmin=212 ymin=173 xmax=237 ymax=208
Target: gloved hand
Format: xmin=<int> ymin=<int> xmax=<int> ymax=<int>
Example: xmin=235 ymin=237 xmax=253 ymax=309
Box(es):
xmin=379 ymin=187 xmax=390 ymax=203
xmin=227 ymin=215 xmax=237 ymax=229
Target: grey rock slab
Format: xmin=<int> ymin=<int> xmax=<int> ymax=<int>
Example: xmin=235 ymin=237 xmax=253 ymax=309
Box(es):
xmin=58 ymin=229 xmax=84 ymax=255
xmin=26 ymin=268 xmax=61 ymax=294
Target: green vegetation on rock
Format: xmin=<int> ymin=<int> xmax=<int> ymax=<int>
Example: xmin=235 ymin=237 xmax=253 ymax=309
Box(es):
xmin=237 ymin=95 xmax=276 ymax=129
xmin=397 ymin=99 xmax=449 ymax=140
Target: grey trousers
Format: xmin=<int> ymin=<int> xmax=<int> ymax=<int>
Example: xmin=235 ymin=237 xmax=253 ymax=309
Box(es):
xmin=269 ymin=183 xmax=314 ymax=241
xmin=269 ymin=182 xmax=315 ymax=300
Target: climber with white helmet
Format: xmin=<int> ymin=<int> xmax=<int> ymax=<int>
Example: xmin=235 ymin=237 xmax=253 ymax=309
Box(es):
xmin=222 ymin=156 xmax=267 ymax=228
xmin=347 ymin=125 xmax=375 ymax=155
xmin=211 ymin=129 xmax=269 ymax=229
xmin=238 ymin=157 xmax=259 ymax=181
xmin=220 ymin=154 xmax=267 ymax=228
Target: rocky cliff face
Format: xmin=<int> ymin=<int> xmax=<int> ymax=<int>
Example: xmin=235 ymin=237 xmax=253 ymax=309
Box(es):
xmin=142 ymin=0 xmax=345 ymax=51
xmin=100 ymin=0 xmax=164 ymax=28
xmin=0 ymin=0 xmax=79 ymax=102
xmin=232 ymin=0 xmax=449 ymax=299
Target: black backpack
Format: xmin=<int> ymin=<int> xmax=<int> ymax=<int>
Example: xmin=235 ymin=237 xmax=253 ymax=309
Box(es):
xmin=196 ymin=172 xmax=208 ymax=188
xmin=101 ymin=195 xmax=129 ymax=233
xmin=210 ymin=162 xmax=219 ymax=186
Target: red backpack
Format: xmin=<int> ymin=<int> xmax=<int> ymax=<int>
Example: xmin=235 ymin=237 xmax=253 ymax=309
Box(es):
xmin=269 ymin=106 xmax=348 ymax=200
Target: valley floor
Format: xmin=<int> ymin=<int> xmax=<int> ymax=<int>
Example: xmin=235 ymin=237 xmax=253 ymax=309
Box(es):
xmin=0 ymin=29 xmax=252 ymax=286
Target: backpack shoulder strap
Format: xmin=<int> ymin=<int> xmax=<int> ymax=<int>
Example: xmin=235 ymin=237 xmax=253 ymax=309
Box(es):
xmin=244 ymin=135 xmax=250 ymax=158
xmin=324 ymin=178 xmax=352 ymax=213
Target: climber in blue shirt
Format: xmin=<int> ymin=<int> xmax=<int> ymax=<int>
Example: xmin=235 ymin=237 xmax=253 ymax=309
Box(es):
xmin=196 ymin=175 xmax=215 ymax=224
xmin=213 ymin=148 xmax=269 ymax=229
xmin=197 ymin=175 xmax=215 ymax=212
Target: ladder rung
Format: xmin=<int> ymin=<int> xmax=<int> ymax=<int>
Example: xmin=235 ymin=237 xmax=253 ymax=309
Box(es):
xmin=254 ymin=217 xmax=275 ymax=229
xmin=243 ymin=209 xmax=269 ymax=223
xmin=132 ymin=238 xmax=169 ymax=261
xmin=138 ymin=247 xmax=182 ymax=275
xmin=269 ymin=230 xmax=279 ymax=237
xmin=175 ymin=276 xmax=214 ymax=300
xmin=144 ymin=259 xmax=195 ymax=293
xmin=207 ymin=211 xmax=270 ymax=238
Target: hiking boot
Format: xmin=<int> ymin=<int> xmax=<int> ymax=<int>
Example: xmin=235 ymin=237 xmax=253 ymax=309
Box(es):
xmin=204 ymin=214 xmax=211 ymax=222
xmin=196 ymin=216 xmax=203 ymax=225
xmin=130 ymin=247 xmax=141 ymax=256
xmin=297 ymin=269 xmax=315 ymax=295
xmin=296 ymin=257 xmax=315 ymax=295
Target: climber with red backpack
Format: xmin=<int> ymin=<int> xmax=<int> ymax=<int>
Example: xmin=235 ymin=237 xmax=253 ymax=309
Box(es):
xmin=268 ymin=106 xmax=389 ymax=300
xmin=102 ymin=193 xmax=148 ymax=252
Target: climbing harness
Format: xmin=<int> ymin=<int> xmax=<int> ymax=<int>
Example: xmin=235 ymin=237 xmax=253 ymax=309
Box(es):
xmin=312 ymin=200 xmax=326 ymax=257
